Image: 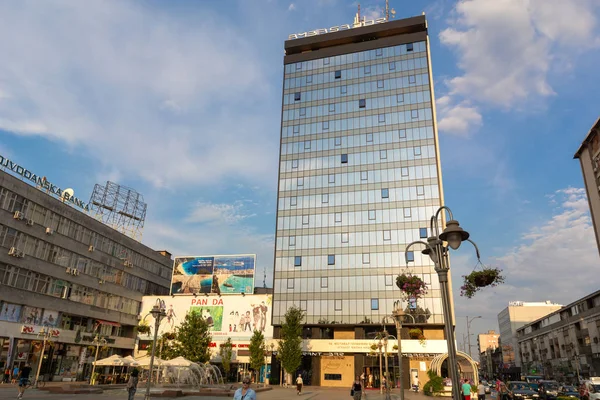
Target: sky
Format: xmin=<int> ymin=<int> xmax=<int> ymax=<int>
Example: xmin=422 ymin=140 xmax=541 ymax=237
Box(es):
xmin=0 ymin=0 xmax=599 ymax=352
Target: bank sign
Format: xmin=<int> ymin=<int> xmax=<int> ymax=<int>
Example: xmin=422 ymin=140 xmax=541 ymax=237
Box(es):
xmin=0 ymin=154 xmax=89 ymax=211
xmin=288 ymin=17 xmax=387 ymax=40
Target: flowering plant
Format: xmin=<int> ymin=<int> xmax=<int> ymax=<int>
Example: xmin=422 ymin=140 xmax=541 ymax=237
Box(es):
xmin=408 ymin=328 xmax=426 ymax=346
xmin=396 ymin=273 xmax=427 ymax=299
xmin=461 ymin=267 xmax=505 ymax=298
xmin=136 ymin=323 xmax=151 ymax=334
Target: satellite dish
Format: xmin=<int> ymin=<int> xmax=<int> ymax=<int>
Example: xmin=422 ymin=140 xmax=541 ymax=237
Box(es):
xmin=62 ymin=188 xmax=75 ymax=200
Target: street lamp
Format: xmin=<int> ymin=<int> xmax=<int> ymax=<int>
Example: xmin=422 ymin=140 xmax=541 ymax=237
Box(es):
xmin=391 ymin=304 xmax=416 ymax=400
xmin=144 ymin=299 xmax=167 ymax=400
xmin=466 ymin=316 xmax=482 ymax=358
xmin=377 ymin=341 xmax=383 ymax=394
xmin=405 ymin=206 xmax=481 ymax=400
xmin=33 ymin=325 xmax=53 ymax=388
xmin=90 ymin=334 xmax=108 ymax=385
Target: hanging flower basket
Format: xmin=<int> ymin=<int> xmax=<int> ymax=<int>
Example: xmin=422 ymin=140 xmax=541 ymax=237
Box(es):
xmin=370 ymin=344 xmax=378 ymax=351
xmin=461 ymin=266 xmax=505 ymax=298
xmin=163 ymin=332 xmax=176 ymax=341
xmin=136 ymin=323 xmax=151 ymax=334
xmin=393 ymin=345 xmax=398 ymax=351
xmin=409 ymin=328 xmax=426 ymax=346
xmin=396 ymin=273 xmax=428 ymax=299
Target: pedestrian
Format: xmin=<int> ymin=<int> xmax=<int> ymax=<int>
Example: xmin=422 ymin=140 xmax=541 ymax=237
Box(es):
xmin=360 ymin=372 xmax=365 ymax=389
xmin=352 ymin=376 xmax=363 ymax=400
xmin=127 ymin=368 xmax=139 ymax=400
xmin=296 ymin=374 xmax=303 ymax=395
xmin=3 ymin=366 xmax=10 ymax=384
xmin=477 ymin=381 xmax=486 ymax=400
xmin=233 ymin=377 xmax=256 ymax=400
xmin=579 ymin=383 xmax=589 ymax=400
xmin=17 ymin=363 xmax=32 ymax=399
xmin=539 ymin=382 xmax=547 ymax=400
xmin=462 ymin=378 xmax=472 ymax=400
xmin=498 ymin=382 xmax=512 ymax=400
xmin=12 ymin=366 xmax=19 ymax=384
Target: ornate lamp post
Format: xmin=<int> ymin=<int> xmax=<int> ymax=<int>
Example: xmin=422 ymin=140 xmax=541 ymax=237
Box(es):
xmin=377 ymin=341 xmax=383 ymax=394
xmin=90 ymin=334 xmax=108 ymax=385
xmin=391 ymin=304 xmax=415 ymax=400
xmin=405 ymin=206 xmax=481 ymax=400
xmin=144 ymin=299 xmax=167 ymax=400
xmin=33 ymin=325 xmax=53 ymax=388
xmin=466 ymin=316 xmax=481 ymax=358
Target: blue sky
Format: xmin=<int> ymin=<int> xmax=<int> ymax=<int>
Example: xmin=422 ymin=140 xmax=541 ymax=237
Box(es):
xmin=1 ymin=0 xmax=599 ymax=346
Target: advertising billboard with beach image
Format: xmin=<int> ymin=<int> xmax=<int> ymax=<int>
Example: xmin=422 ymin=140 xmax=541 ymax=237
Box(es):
xmin=170 ymin=254 xmax=255 ymax=295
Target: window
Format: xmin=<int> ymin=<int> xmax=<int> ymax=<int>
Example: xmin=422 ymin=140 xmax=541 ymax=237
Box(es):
xmin=306 ymin=75 xmax=313 ymax=83
xmin=341 ymin=233 xmax=349 ymax=243
xmin=323 ymin=121 xmax=329 ymax=130
xmin=335 ymin=70 xmax=341 ymax=79
xmin=383 ymin=230 xmax=391 ymax=241
xmin=359 ymin=99 xmax=366 ymax=108
xmin=294 ymin=92 xmax=301 ymax=101
xmin=381 ymin=188 xmax=389 ymax=198
xmin=378 ymin=114 xmax=386 ymax=123
xmin=328 ymin=255 xmax=335 ymax=265
xmin=380 ymin=150 xmax=387 ymax=159
xmin=377 ymin=80 xmax=384 ymax=89
xmin=401 ymin=167 xmax=409 ymax=177
xmin=385 ymin=275 xmax=393 ymax=286
xmin=397 ymin=94 xmax=404 ymax=103
xmin=407 ymin=43 xmax=414 ymax=52
xmin=399 ymin=129 xmax=406 ymax=138
xmin=406 ymin=251 xmax=415 ymax=262
xmin=321 ymin=277 xmax=328 ymax=288
xmin=329 ymin=174 xmax=335 ymax=184
xmin=293 ymin=125 xmax=300 ymax=134
xmin=376 ymin=48 xmax=383 ymax=56
xmin=297 ymin=177 xmax=304 ymax=186
xmin=419 ymin=228 xmax=428 ymax=238
xmin=296 ymin=62 xmax=302 ymax=70
xmin=335 ymin=212 xmax=342 ymax=223
xmin=322 ymin=193 xmax=329 ymax=203
xmin=408 ymin=75 xmax=416 ymax=84
xmin=304 ymin=140 xmax=311 ymax=149
xmin=302 ymin=215 xmax=309 ymax=225
xmin=341 ymin=85 xmax=347 ymax=94
xmin=362 ymin=253 xmax=370 ymax=264
xmin=364 ymin=65 xmax=371 ymax=74
xmin=414 ymin=146 xmax=422 ymax=156
xmin=404 ymin=208 xmax=411 ymax=218
xmin=389 ymin=62 xmax=396 ymax=70
xmin=366 ymin=133 xmax=373 ymax=142
xmin=417 ymin=186 xmax=425 ymax=196
xmin=341 ymin=154 xmax=348 ymax=164
xmin=300 ymin=107 xmax=306 ymax=116
xmin=371 ymin=299 xmax=379 ymax=310
xmin=290 ymin=196 xmax=297 ymax=206
xmin=411 ymin=110 xmax=419 ymax=119
xmin=361 ymin=171 xmax=368 ymax=181
xmin=334 ymin=137 xmax=342 ymax=146
xmin=300 ymin=300 xmax=307 ymax=311
xmin=368 ymin=210 xmax=376 ymax=220
xmin=292 ymin=159 xmax=299 ymax=169
xmin=287 ymin=278 xmax=295 ymax=289
xmin=329 ymin=103 xmax=335 ymax=112
xmin=334 ymin=300 xmax=342 ymax=311
xmin=325 ymin=374 xmax=342 ymax=381
xmin=289 ymin=236 xmax=296 ymax=246
xmin=294 ymin=256 xmax=302 ymax=267
xmin=324 ymin=58 xmax=330 ymax=65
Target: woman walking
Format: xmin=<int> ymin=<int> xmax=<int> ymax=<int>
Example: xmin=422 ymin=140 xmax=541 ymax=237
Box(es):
xmin=352 ymin=376 xmax=363 ymax=400
xmin=127 ymin=369 xmax=139 ymax=400
xmin=233 ymin=378 xmax=256 ymax=400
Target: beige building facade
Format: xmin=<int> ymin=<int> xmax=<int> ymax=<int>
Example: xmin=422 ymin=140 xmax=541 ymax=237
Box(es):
xmin=574 ymin=117 xmax=600 ymax=256
xmin=478 ymin=330 xmax=499 ymax=359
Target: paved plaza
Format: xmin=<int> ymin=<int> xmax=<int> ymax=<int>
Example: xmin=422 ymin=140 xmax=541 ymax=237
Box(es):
xmin=0 ymin=384 xmax=434 ymax=400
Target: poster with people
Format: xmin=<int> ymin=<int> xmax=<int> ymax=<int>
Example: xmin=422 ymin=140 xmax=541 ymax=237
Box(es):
xmin=20 ymin=306 xmax=43 ymax=325
xmin=42 ymin=309 xmax=60 ymax=327
xmin=139 ymin=294 xmax=272 ymax=338
xmin=0 ymin=302 xmax=22 ymax=322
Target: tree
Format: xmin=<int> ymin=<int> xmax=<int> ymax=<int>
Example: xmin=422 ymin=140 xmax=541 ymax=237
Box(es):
xmin=249 ymin=330 xmax=265 ymax=383
xmin=220 ymin=338 xmax=234 ymax=381
xmin=169 ymin=310 xmax=212 ymax=363
xmin=278 ymin=306 xmax=304 ymax=384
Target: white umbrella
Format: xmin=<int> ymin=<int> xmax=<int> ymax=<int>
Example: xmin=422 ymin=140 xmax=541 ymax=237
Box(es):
xmin=163 ymin=356 xmax=194 ymax=367
xmin=122 ymin=356 xmax=139 ymax=366
xmin=93 ymin=354 xmax=126 ymax=366
xmin=134 ymin=355 xmax=164 ymax=367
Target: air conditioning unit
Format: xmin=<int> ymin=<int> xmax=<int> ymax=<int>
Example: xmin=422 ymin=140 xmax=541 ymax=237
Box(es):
xmin=45 ymin=227 xmax=53 ymax=235
xmin=124 ymin=261 xmax=132 ymax=267
xmin=88 ymin=245 xmax=95 ymax=252
xmin=72 ymin=269 xmax=79 ymax=276
xmin=65 ymin=267 xmax=72 ymax=274
xmin=13 ymin=211 xmax=24 ymax=220
xmin=8 ymin=247 xmax=18 ymax=256
xmin=26 ymin=219 xmax=34 ymax=226
xmin=98 ymin=279 xmax=104 ymax=284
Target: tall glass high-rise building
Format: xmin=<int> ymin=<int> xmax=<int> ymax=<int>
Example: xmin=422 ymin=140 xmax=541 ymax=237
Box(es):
xmin=272 ymin=15 xmax=450 ymax=387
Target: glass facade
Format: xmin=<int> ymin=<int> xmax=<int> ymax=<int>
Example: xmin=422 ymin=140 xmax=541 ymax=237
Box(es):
xmin=273 ymin=38 xmax=445 ymax=326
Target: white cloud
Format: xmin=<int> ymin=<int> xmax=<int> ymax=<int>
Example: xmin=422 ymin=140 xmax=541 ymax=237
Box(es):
xmin=187 ymin=201 xmax=256 ymax=225
xmin=436 ymin=96 xmax=482 ymax=136
xmin=288 ymin=3 xmax=296 ymax=11
xmin=0 ymin=1 xmax=278 ymax=188
xmin=361 ymin=6 xmax=384 ymax=21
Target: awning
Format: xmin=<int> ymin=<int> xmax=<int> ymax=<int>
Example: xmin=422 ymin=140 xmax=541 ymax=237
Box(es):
xmin=96 ymin=320 xmax=121 ymax=327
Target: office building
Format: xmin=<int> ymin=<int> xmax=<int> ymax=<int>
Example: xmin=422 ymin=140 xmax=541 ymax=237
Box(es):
xmin=477 ymin=330 xmax=499 ymax=360
xmin=516 ymin=290 xmax=600 ymax=380
xmin=273 ymin=14 xmax=452 ymax=387
xmin=574 ymin=117 xmax=600 ymax=256
xmin=497 ymin=301 xmax=562 ymax=373
xmin=0 ymin=163 xmax=172 ymax=382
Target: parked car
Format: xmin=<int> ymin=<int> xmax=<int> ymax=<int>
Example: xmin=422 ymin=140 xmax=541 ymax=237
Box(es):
xmin=508 ymin=381 xmax=540 ymax=400
xmin=558 ymin=385 xmax=580 ymax=398
xmin=540 ymin=380 xmax=560 ymax=400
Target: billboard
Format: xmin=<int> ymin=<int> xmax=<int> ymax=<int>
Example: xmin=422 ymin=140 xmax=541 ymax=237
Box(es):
xmin=139 ymin=294 xmax=273 ymax=339
xmin=170 ymin=254 xmax=255 ymax=295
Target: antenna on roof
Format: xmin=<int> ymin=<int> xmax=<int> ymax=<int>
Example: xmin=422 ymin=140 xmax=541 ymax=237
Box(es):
xmin=386 ymin=0 xmax=396 ymax=21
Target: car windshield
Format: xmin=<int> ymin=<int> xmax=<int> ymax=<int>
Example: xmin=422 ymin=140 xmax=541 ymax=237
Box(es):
xmin=529 ymin=384 xmax=539 ymax=390
xmin=562 ymin=386 xmax=575 ymax=391
xmin=544 ymin=383 xmax=559 ymax=390
xmin=511 ymin=384 xmax=530 ymax=390
xmin=592 ymin=384 xmax=600 ymax=392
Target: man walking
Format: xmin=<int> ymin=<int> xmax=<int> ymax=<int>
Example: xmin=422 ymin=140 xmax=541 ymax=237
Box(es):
xmin=296 ymin=374 xmax=303 ymax=395
xmin=462 ymin=379 xmax=472 ymax=400
xmin=127 ymin=369 xmax=139 ymax=400
xmin=477 ymin=381 xmax=486 ymax=400
xmin=17 ymin=363 xmax=32 ymax=399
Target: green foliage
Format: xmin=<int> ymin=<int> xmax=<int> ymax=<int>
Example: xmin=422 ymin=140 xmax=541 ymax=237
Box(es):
xmin=423 ymin=370 xmax=444 ymax=395
xmin=169 ymin=310 xmax=211 ymax=363
xmin=461 ymin=267 xmax=505 ymax=298
xmin=219 ymin=338 xmax=234 ymax=377
xmin=278 ymin=306 xmax=304 ymax=377
xmin=249 ymin=330 xmax=266 ymax=379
